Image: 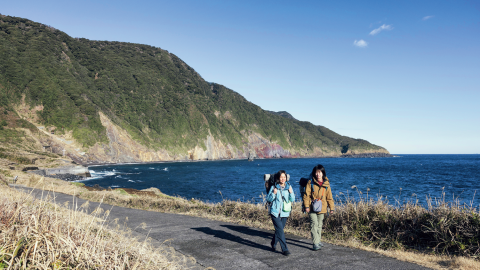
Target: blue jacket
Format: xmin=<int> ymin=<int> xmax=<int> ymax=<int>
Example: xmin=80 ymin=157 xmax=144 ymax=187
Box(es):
xmin=267 ymin=183 xmax=295 ymax=218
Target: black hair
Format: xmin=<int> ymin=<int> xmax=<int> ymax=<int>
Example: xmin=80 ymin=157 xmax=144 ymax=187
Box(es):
xmin=311 ymin=164 xmax=327 ymax=181
xmin=275 ymin=170 xmax=287 ymax=183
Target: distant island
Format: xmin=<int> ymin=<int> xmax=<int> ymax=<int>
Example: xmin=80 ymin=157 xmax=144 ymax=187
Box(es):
xmin=0 ymin=14 xmax=390 ymax=165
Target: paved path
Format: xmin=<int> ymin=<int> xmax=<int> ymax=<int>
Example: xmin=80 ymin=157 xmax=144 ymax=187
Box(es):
xmin=11 ymin=185 xmax=430 ymax=270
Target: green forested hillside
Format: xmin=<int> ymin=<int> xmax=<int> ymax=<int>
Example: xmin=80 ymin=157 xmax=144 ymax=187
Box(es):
xmin=0 ymin=14 xmax=388 ymax=156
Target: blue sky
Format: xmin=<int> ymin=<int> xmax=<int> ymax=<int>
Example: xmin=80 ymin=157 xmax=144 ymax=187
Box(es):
xmin=2 ymin=0 xmax=479 ymax=154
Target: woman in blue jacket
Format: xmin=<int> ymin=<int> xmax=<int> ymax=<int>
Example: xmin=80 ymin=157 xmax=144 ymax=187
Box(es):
xmin=266 ymin=170 xmax=295 ymax=256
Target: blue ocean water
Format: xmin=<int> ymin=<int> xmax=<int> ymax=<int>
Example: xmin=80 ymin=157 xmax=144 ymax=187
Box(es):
xmin=83 ymin=155 xmax=480 ymax=207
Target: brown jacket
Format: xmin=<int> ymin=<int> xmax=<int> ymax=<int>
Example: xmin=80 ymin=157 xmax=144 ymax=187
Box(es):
xmin=303 ymin=177 xmax=335 ymax=214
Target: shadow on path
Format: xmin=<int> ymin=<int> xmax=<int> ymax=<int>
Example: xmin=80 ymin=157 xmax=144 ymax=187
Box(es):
xmin=192 ymin=227 xmax=272 ymax=251
xmin=193 ymin=224 xmax=312 ymax=251
xmin=221 ymin=224 xmax=311 ymax=247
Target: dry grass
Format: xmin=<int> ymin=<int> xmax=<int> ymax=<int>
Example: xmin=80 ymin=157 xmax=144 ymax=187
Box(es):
xmin=328 ymin=238 xmax=480 ymax=270
xmin=10 ymin=173 xmax=480 ymax=270
xmin=0 ymin=178 xmax=197 ymax=269
xmin=324 ymin=190 xmax=480 ymax=256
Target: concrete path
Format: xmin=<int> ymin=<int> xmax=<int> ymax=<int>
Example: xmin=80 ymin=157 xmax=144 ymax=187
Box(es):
xmin=11 ymin=185 xmax=430 ymax=270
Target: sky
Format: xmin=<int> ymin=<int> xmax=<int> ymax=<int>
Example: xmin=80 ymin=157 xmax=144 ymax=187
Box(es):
xmin=2 ymin=0 xmax=479 ymax=154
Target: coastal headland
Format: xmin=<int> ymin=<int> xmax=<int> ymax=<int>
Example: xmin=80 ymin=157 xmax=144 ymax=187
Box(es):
xmin=0 ymin=14 xmax=389 ymax=166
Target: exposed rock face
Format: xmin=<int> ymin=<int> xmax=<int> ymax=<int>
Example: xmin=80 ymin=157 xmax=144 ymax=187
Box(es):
xmin=29 ymin=112 xmax=390 ymax=164
xmin=188 ymin=132 xmax=294 ymax=160
xmin=89 ymin=112 xmax=296 ymax=163
xmin=14 ymin=94 xmax=44 ymax=124
xmin=188 ymin=133 xmax=236 ymax=160
xmin=86 ymin=112 xmax=172 ymax=163
xmin=245 ymin=133 xmax=291 ymax=158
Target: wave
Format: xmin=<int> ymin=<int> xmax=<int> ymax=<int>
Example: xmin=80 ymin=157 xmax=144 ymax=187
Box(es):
xmin=85 ymin=169 xmax=118 ymax=181
xmin=90 ymin=171 xmax=116 ymax=177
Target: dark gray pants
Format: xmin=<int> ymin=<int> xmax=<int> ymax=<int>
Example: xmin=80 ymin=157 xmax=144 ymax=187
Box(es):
xmin=270 ymin=215 xmax=288 ymax=252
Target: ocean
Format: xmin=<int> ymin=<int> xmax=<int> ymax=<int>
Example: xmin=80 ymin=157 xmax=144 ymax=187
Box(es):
xmin=83 ymin=154 xmax=480 ymax=207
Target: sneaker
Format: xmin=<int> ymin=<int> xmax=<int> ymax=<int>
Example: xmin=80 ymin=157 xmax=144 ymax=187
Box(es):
xmin=313 ymin=244 xmax=321 ymax=251
xmin=318 ymin=242 xmax=324 ymax=247
xmin=282 ymin=250 xmax=291 ymax=256
xmin=270 ymin=243 xmax=276 ymax=252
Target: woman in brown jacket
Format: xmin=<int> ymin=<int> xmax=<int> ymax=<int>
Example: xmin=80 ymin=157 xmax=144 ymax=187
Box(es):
xmin=303 ymin=164 xmax=335 ymax=250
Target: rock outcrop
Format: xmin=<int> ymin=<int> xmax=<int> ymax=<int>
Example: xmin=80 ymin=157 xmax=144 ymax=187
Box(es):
xmin=47 ymin=112 xmax=388 ymax=164
xmin=14 ymin=107 xmax=390 ymax=165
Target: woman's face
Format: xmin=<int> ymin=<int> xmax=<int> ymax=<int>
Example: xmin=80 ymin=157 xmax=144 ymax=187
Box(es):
xmin=315 ymin=170 xmax=323 ymax=183
xmin=279 ymin=173 xmax=287 ymax=185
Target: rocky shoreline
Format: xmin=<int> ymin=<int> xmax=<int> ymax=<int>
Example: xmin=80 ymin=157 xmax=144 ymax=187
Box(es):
xmin=82 ymin=153 xmax=394 ymax=167
xmin=30 ymin=169 xmax=86 ymax=181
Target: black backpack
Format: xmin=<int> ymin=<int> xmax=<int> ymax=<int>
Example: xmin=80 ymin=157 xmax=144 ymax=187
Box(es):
xmin=299 ymin=177 xmax=314 ymax=213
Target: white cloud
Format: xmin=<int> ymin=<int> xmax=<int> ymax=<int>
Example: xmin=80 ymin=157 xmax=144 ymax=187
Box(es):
xmin=353 ymin=39 xmax=368 ymax=48
xmin=422 ymin=15 xmax=434 ymax=21
xmin=369 ymin=24 xmax=393 ymax=35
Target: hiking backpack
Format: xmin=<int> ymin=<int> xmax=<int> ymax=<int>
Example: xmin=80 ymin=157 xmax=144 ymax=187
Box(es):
xmin=298 ymin=177 xmax=312 ymax=213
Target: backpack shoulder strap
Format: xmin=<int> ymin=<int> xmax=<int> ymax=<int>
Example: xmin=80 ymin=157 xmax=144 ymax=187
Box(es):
xmin=310 ymin=180 xmax=315 ymax=200
xmin=320 ymin=185 xmax=326 ymax=199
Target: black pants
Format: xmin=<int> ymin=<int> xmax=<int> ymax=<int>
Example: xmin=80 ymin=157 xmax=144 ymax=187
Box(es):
xmin=270 ymin=215 xmax=288 ymax=252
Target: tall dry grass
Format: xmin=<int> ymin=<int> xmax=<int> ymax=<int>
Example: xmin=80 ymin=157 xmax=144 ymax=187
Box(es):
xmin=0 ymin=180 xmax=196 ymax=269
xmin=323 ymin=189 xmax=480 ymax=257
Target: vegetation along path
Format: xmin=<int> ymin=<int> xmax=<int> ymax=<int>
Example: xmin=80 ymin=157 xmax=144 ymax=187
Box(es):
xmin=12 ymin=185 xmax=430 ymax=270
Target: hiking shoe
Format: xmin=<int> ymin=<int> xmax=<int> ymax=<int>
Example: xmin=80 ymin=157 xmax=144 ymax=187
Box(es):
xmin=282 ymin=250 xmax=291 ymax=256
xmin=313 ymin=244 xmax=321 ymax=251
xmin=270 ymin=243 xmax=277 ymax=252
xmin=318 ymin=242 xmax=324 ymax=247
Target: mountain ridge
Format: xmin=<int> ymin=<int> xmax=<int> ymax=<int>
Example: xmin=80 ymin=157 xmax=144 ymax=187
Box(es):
xmin=0 ymin=14 xmax=390 ymax=163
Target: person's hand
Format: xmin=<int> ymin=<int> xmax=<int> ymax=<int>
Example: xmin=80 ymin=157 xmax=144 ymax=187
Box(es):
xmin=305 ymin=207 xmax=310 ymax=213
xmin=273 ymin=188 xmax=277 ymax=194
xmin=288 ymin=186 xmax=293 ymax=193
xmin=330 ymin=210 xmax=334 ymax=215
